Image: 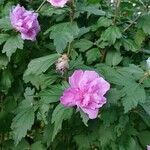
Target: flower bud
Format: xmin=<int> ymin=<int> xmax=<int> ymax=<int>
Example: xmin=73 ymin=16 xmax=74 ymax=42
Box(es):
xmin=56 ymin=54 xmax=69 ymax=74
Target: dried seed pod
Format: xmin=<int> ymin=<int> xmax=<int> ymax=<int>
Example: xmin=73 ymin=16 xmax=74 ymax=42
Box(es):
xmin=56 ymin=54 xmax=69 ymax=74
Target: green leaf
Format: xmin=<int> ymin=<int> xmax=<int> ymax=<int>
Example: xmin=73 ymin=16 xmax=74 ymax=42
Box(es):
xmin=74 ymin=39 xmax=93 ymax=52
xmin=0 ymin=54 xmax=8 ymax=70
xmin=107 ymin=88 xmax=122 ymax=105
xmin=11 ymin=107 xmax=35 ymax=145
xmin=77 ymin=3 xmax=105 ymax=16
xmin=24 ymin=54 xmax=59 ymax=76
xmin=31 ymin=141 xmax=46 ymax=150
xmin=101 ymin=26 xmax=122 ymax=44
xmin=122 ymin=84 xmax=146 ymax=113
xmin=118 ymin=64 xmax=144 ymax=80
xmin=97 ymin=17 xmax=112 ymax=27
xmin=134 ymin=29 xmax=146 ymax=47
xmin=40 ymin=4 xmax=66 ymax=16
xmin=122 ymin=39 xmax=139 ymax=52
xmin=138 ymin=14 xmax=150 ymax=34
xmin=0 ymin=69 xmax=13 ymax=93
xmin=101 ymin=109 xmax=118 ymax=127
xmin=105 ymin=51 xmax=123 ymax=66
xmin=98 ymin=125 xmax=116 ymax=147
xmin=74 ymin=134 xmax=91 ymax=150
xmin=39 ymin=85 xmax=64 ymax=104
xmin=138 ymin=131 xmax=150 ymax=147
xmin=140 ymin=101 xmax=150 ymax=116
xmin=92 ymin=17 xmax=112 ymax=31
xmin=23 ymin=74 xmax=57 ymax=90
xmin=0 ymin=17 xmax=12 ymax=31
xmin=49 ymin=22 xmax=79 ymax=53
xmin=119 ymin=137 xmax=139 ymax=150
xmin=2 ymin=35 xmax=24 ymax=59
xmin=51 ymin=104 xmax=73 ymax=140
xmin=0 ymin=111 xmax=13 ymax=133
xmin=80 ymin=109 xmax=89 ymax=126
xmin=0 ymin=33 xmax=9 ymax=45
xmin=86 ymin=48 xmax=100 ymax=64
xmin=11 ymin=88 xmax=37 ymax=145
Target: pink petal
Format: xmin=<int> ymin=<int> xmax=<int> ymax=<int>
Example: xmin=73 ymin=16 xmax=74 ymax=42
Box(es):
xmin=69 ymin=70 xmax=84 ymax=88
xmin=81 ymin=107 xmax=99 ymax=119
xmin=60 ymin=88 xmax=76 ymax=107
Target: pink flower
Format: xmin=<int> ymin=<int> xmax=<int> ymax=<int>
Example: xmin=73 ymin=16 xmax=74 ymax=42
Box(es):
xmin=10 ymin=4 xmax=40 ymax=41
xmin=47 ymin=0 xmax=68 ymax=8
xmin=147 ymin=145 xmax=150 ymax=150
xmin=60 ymin=70 xmax=110 ymax=119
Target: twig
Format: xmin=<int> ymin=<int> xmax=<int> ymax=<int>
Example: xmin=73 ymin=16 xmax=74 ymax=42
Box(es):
xmin=36 ymin=0 xmax=47 ymax=13
xmin=123 ymin=15 xmax=140 ymax=32
xmin=113 ymin=0 xmax=121 ymax=24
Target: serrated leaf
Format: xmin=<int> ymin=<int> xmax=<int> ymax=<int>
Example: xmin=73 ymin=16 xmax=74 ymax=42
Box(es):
xmin=122 ymin=84 xmax=146 ymax=113
xmin=107 ymin=88 xmax=122 ymax=104
xmin=0 ymin=69 xmax=13 ymax=93
xmin=101 ymin=26 xmax=122 ymax=44
xmin=135 ymin=29 xmax=145 ymax=47
xmin=0 ymin=54 xmax=8 ymax=69
xmin=11 ymin=108 xmax=35 ymax=145
xmin=39 ymin=85 xmax=64 ymax=104
xmin=74 ymin=39 xmax=93 ymax=52
xmin=0 ymin=33 xmax=9 ymax=45
xmin=2 ymin=35 xmax=24 ymax=59
xmin=98 ymin=125 xmax=116 ymax=147
xmin=31 ymin=141 xmax=46 ymax=150
xmin=0 ymin=17 xmax=12 ymax=31
xmin=138 ymin=131 xmax=150 ymax=147
xmin=24 ymin=54 xmax=59 ymax=76
xmin=77 ymin=3 xmax=105 ymax=16
xmin=101 ymin=109 xmax=118 ymax=127
xmin=40 ymin=4 xmax=66 ymax=16
xmin=138 ymin=14 xmax=150 ymax=34
xmin=49 ymin=22 xmax=79 ymax=53
xmin=86 ymin=48 xmax=100 ymax=64
xmin=74 ymin=134 xmax=91 ymax=150
xmin=122 ymin=39 xmax=139 ymax=52
xmin=140 ymin=101 xmax=150 ymax=116
xmin=51 ymin=104 xmax=73 ymax=140
xmin=23 ymin=74 xmax=57 ymax=90
xmin=92 ymin=17 xmax=112 ymax=31
xmin=11 ymin=87 xmax=37 ymax=145
xmin=105 ymin=51 xmax=122 ymax=66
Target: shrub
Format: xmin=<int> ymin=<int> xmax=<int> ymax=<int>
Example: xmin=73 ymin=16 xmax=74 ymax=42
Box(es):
xmin=0 ymin=0 xmax=150 ymax=149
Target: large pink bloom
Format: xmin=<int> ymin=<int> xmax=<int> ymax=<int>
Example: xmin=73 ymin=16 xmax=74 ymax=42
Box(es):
xmin=10 ymin=4 xmax=40 ymax=41
xmin=47 ymin=0 xmax=68 ymax=8
xmin=60 ymin=70 xmax=110 ymax=119
xmin=147 ymin=145 xmax=150 ymax=150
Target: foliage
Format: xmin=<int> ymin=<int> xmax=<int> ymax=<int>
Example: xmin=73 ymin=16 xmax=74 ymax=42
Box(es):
xmin=0 ymin=0 xmax=150 ymax=149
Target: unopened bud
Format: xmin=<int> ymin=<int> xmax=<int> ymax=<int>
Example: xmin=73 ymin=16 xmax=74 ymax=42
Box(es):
xmin=56 ymin=54 xmax=69 ymax=74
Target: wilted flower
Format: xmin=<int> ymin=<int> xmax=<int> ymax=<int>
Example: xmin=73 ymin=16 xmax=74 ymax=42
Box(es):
xmin=56 ymin=54 xmax=69 ymax=74
xmin=146 ymin=57 xmax=150 ymax=69
xmin=147 ymin=145 xmax=150 ymax=150
xmin=60 ymin=70 xmax=110 ymax=119
xmin=10 ymin=4 xmax=40 ymax=41
xmin=47 ymin=0 xmax=68 ymax=7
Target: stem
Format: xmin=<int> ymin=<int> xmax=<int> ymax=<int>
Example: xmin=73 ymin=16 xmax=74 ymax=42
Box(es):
xmin=67 ymin=0 xmax=75 ymax=57
xmin=113 ymin=0 xmax=121 ymax=24
xmin=67 ymin=42 xmax=71 ymax=56
xmin=138 ymin=0 xmax=147 ymax=9
xmin=137 ymin=72 xmax=149 ymax=86
xmin=123 ymin=15 xmax=140 ymax=32
xmin=36 ymin=0 xmax=47 ymax=13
